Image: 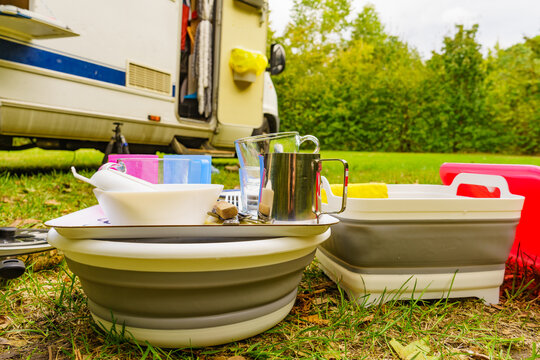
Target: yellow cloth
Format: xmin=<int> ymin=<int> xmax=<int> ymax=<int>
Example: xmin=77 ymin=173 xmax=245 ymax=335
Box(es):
xmin=321 ymin=183 xmax=388 ymax=203
xmin=229 ymin=48 xmax=268 ymax=76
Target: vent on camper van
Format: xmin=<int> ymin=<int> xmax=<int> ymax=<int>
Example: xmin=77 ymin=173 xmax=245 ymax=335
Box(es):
xmin=127 ymin=62 xmax=172 ymax=95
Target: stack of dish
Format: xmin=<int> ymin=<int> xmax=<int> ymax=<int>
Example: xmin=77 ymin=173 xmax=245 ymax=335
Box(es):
xmin=319 ymin=173 xmax=525 ymax=306
xmin=46 ymin=206 xmax=336 ymax=347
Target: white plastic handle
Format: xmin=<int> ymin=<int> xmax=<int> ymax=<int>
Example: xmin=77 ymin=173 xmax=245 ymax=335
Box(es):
xmin=321 ymin=176 xmax=341 ymax=212
xmin=71 ymin=165 xmax=156 ymax=191
xmin=447 ymin=173 xmax=512 ymax=197
xmin=321 ymin=176 xmax=333 ymax=198
xmin=71 ymin=166 xmax=97 ymax=187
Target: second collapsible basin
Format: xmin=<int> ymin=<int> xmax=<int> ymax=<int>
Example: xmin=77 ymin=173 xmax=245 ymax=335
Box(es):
xmin=47 ymin=211 xmax=332 ymax=347
xmin=318 ymin=173 xmax=525 ymax=305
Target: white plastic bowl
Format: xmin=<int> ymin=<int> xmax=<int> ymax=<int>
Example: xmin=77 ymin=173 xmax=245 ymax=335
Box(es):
xmin=93 ymin=184 xmax=223 ymax=225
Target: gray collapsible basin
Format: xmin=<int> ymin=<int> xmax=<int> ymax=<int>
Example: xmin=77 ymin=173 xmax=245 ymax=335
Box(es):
xmin=47 ymin=228 xmax=330 ymax=347
xmin=318 ymin=173 xmax=525 ymax=305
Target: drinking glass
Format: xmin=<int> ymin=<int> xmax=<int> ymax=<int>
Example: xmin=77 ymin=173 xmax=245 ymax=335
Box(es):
xmin=234 ymin=132 xmax=319 ymax=216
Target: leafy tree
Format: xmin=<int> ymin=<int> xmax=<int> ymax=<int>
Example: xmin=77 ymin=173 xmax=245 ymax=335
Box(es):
xmin=287 ymin=0 xmax=351 ymax=54
xmin=485 ymin=36 xmax=540 ymax=154
xmin=524 ymin=36 xmax=540 ymax=57
xmin=351 ymin=4 xmax=386 ymax=45
xmin=269 ymin=1 xmax=539 ymax=155
xmin=424 ymin=25 xmax=491 ymax=152
xmin=274 ymin=2 xmax=429 ymax=152
xmin=271 ymin=0 xmax=353 ymax=138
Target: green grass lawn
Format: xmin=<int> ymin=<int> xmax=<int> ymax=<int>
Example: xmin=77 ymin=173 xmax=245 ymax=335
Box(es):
xmin=0 ymin=148 xmax=539 ymax=359
xmin=3 ymin=148 xmax=540 ymax=227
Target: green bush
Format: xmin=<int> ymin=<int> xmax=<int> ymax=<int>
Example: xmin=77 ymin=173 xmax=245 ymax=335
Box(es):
xmin=271 ymin=1 xmax=540 ymax=155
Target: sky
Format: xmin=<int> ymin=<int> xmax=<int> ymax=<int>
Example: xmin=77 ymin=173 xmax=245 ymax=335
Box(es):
xmin=268 ymin=0 xmax=540 ymax=58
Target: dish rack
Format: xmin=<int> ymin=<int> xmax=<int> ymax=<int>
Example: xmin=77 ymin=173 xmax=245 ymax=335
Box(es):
xmin=219 ymin=189 xmax=241 ymax=208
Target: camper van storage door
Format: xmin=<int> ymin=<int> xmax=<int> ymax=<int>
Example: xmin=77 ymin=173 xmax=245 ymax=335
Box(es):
xmin=235 ymin=0 xmax=264 ymax=9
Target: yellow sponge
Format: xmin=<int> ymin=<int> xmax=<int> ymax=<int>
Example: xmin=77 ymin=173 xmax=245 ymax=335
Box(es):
xmin=322 ymin=183 xmax=388 ymax=203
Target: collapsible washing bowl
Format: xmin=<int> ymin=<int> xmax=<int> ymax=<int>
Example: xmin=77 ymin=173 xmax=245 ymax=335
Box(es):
xmin=440 ymin=163 xmax=540 ymax=270
xmin=318 ymin=173 xmax=525 ymax=306
xmin=47 ymin=227 xmax=330 ymax=347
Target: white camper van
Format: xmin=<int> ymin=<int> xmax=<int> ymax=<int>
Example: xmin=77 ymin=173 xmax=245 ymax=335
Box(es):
xmin=0 ymin=0 xmax=285 ymax=155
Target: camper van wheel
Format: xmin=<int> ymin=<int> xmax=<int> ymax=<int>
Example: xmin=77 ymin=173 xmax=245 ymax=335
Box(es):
xmin=252 ymin=117 xmax=272 ymax=136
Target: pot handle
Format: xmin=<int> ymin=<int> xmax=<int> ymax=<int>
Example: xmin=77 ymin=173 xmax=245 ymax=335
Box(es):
xmin=316 ymin=159 xmax=348 ymax=216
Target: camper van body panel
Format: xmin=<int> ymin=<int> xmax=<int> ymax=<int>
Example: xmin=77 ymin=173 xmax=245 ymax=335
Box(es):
xmin=0 ymin=0 xmax=276 ymax=149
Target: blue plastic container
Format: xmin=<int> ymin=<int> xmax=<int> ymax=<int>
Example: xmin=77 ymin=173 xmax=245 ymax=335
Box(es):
xmin=163 ymin=155 xmax=212 ymax=184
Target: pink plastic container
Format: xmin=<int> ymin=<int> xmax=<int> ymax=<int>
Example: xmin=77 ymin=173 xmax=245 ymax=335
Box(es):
xmin=440 ymin=163 xmax=540 ymax=269
xmin=107 ymin=154 xmax=158 ymax=183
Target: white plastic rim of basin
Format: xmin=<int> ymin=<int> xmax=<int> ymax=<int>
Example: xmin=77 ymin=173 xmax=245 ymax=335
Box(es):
xmin=47 ymin=228 xmax=331 ymax=272
xmin=93 ymin=184 xmax=223 ymax=225
xmin=322 ymin=174 xmax=524 ymax=221
xmin=316 ymin=249 xmax=503 ymax=306
xmin=91 ymin=297 xmax=294 ymax=347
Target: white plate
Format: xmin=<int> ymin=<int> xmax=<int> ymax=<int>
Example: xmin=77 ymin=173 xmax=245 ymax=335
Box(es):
xmin=45 ymin=206 xmax=339 ymax=240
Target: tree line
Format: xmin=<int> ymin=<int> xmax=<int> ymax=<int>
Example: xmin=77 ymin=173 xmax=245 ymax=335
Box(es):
xmin=270 ymin=1 xmax=540 ymax=155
